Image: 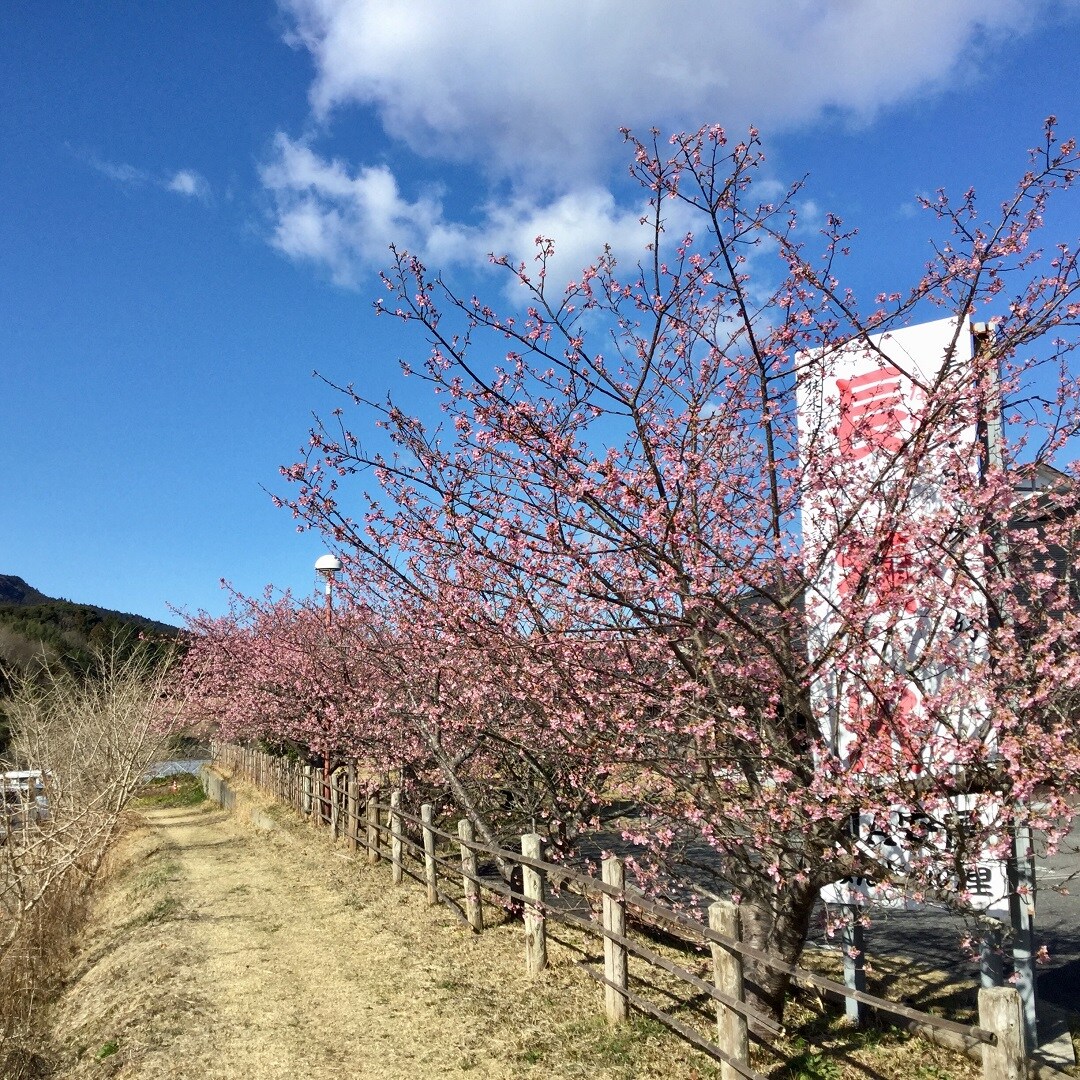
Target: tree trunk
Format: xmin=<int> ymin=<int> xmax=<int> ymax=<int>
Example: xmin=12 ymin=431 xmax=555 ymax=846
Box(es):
xmin=737 ymin=885 xmax=818 ymax=1029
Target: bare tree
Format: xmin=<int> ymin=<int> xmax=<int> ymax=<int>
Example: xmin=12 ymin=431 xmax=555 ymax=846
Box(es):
xmin=0 ymin=638 xmax=183 ymax=1071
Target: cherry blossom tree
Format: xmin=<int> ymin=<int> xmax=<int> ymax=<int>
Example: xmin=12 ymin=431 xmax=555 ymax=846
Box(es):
xmin=203 ymin=123 xmax=1080 ymax=1021
xmin=182 ymin=580 xmax=617 ymax=860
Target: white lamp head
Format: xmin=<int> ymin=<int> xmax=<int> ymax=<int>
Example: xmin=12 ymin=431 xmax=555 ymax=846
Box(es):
xmin=314 ymin=553 xmax=342 ymax=580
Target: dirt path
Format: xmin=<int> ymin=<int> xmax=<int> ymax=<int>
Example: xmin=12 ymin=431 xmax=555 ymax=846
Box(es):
xmin=43 ymin=791 xmax=715 ymax=1080
xmin=124 ymin=804 xmax=444 ymax=1077
xmin=47 ymin=803 xmax=504 ymax=1078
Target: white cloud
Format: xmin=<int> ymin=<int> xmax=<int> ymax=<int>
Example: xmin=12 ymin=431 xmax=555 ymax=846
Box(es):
xmin=453 ymin=188 xmax=670 ymax=293
xmin=259 ymin=134 xmax=446 ymax=286
xmin=86 ymin=154 xmax=149 ymax=187
xmin=260 ymin=133 xmax=672 ymax=290
xmin=279 ymin=0 xmax=1042 ymax=182
xmin=79 ymin=149 xmax=211 ymax=200
xmin=167 ymin=169 xmax=211 ymax=200
xmin=264 ymin=0 xmax=1071 ymax=287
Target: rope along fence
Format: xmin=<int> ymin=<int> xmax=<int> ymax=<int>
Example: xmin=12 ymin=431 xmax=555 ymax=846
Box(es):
xmin=208 ymin=744 xmax=1027 ymax=1080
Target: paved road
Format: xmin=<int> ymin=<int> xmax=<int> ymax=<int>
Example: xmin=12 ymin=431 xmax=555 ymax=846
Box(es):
xmin=145 ymin=757 xmax=211 ymax=778
xmin=810 ymin=816 xmax=1080 ymax=1012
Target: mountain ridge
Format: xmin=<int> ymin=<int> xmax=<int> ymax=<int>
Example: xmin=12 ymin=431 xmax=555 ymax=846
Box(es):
xmin=0 ymin=575 xmax=181 ymax=753
xmin=0 ymin=574 xmax=178 ymax=634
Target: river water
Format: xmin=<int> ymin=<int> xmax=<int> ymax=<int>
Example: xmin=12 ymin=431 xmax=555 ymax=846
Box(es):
xmin=145 ymin=758 xmax=211 ymax=778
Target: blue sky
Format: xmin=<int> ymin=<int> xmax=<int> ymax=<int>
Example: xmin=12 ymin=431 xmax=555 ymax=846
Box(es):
xmin=3 ymin=0 xmax=1080 ymax=625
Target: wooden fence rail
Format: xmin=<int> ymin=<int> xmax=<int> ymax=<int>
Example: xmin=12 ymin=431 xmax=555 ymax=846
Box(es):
xmin=208 ymin=744 xmax=1026 ymax=1080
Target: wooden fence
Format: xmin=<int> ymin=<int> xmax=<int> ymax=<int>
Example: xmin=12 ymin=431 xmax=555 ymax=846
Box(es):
xmin=208 ymin=744 xmax=1027 ymax=1080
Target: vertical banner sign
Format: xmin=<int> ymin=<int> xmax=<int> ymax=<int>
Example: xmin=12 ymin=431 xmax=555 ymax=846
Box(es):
xmin=797 ymin=317 xmax=1007 ymax=914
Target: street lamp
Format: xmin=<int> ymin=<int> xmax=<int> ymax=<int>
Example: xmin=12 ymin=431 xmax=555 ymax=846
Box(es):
xmin=313 ymin=553 xmax=342 ymax=825
xmin=315 ymin=553 xmax=341 ymax=629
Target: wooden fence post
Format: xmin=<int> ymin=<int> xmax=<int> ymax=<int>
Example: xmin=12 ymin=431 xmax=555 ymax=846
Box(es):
xmin=391 ymin=790 xmax=403 ymax=886
xmin=602 ymin=855 xmax=628 ymax=1023
xmin=367 ymin=792 xmax=382 ymax=864
xmin=709 ymin=900 xmax=749 ymax=1080
xmin=302 ymin=766 xmax=313 ymax=819
xmin=346 ymin=765 xmax=358 ymax=853
xmin=521 ymin=833 xmax=547 ymax=974
xmin=458 ymin=819 xmax=483 ymax=933
xmin=422 ymin=803 xmax=438 ymax=904
xmin=979 ymin=986 xmax=1026 ymax=1080
xmin=330 ymin=770 xmax=340 ymax=839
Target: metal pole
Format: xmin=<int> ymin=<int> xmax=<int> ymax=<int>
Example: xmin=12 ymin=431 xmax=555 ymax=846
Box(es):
xmin=842 ymin=909 xmax=867 ymax=1025
xmin=320 ymin=563 xmax=335 ymax=824
xmin=979 ymin=923 xmax=1004 ymax=988
xmin=1008 ymin=822 xmax=1038 ymax=1051
xmin=972 ymin=322 xmax=1015 ymax=998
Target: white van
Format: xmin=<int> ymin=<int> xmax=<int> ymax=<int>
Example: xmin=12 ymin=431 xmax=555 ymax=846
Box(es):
xmin=1 ymin=770 xmax=49 ymax=832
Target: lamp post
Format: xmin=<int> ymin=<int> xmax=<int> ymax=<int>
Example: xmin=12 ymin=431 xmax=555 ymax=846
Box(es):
xmin=315 ymin=553 xmax=342 ymax=630
xmin=313 ymin=554 xmax=341 ymax=825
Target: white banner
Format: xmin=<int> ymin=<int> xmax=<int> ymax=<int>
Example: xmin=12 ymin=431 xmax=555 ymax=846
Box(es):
xmin=797 ymin=316 xmax=982 ymax=764
xmin=797 ymin=317 xmax=1006 ymax=910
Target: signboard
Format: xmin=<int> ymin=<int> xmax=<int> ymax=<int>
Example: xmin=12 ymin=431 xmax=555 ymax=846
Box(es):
xmin=797 ymin=317 xmax=1007 ymax=910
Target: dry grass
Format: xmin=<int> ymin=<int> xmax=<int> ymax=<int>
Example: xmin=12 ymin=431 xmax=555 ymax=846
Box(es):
xmin=356 ymin=806 xmax=981 ymax=1080
xmin=0 ymin=850 xmax=91 ymax=1078
xmin=42 ymin=792 xmax=729 ymax=1079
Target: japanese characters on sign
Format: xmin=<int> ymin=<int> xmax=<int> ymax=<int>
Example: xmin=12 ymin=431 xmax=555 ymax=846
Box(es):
xmin=797 ymin=316 xmax=981 ymax=763
xmin=820 ymin=798 xmax=1010 ymax=916
xmin=836 ymin=364 xmax=909 ymax=461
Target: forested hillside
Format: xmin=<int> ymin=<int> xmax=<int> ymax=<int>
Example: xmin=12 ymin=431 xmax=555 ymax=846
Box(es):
xmin=0 ymin=575 xmax=179 ymax=752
